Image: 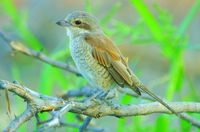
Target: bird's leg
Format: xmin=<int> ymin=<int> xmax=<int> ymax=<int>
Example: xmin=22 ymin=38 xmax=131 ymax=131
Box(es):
xmin=102 ymin=88 xmax=118 ymax=100
xmin=95 ymin=88 xmax=118 ymax=105
xmin=84 ymin=88 xmax=117 ymax=105
xmin=84 ymin=89 xmax=103 ymax=104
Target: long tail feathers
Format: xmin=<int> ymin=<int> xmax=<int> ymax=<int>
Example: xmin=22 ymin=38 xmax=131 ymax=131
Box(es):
xmin=130 ymin=85 xmax=141 ymax=95
xmin=138 ymin=84 xmax=177 ymax=113
xmin=130 ymin=81 xmax=180 ymax=117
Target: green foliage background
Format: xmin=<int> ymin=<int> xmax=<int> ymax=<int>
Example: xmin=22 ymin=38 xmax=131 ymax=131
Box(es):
xmin=0 ymin=0 xmax=200 ymax=131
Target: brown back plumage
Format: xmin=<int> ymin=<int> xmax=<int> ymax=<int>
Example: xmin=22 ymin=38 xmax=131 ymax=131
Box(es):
xmin=85 ymin=33 xmax=141 ymax=95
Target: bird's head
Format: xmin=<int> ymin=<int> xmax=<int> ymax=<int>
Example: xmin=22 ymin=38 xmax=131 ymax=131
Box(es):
xmin=56 ymin=11 xmax=101 ymax=37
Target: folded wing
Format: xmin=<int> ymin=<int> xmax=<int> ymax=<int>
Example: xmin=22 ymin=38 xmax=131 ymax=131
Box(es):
xmin=84 ymin=33 xmax=141 ymax=95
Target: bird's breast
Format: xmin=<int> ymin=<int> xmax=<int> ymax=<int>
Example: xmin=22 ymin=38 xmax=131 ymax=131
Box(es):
xmin=69 ymin=37 xmax=114 ymax=90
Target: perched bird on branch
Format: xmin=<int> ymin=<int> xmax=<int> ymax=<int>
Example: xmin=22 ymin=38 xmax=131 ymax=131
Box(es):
xmin=56 ymin=11 xmax=179 ymax=117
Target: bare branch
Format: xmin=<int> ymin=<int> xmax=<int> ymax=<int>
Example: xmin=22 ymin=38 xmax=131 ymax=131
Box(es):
xmin=11 ymin=41 xmax=80 ymax=76
xmin=0 ymin=31 xmax=11 ymax=44
xmin=61 ymin=86 xmax=99 ymax=99
xmin=38 ymin=103 xmax=74 ymax=131
xmin=0 ymin=32 xmax=80 ymax=76
xmin=0 ymin=80 xmax=65 ymax=131
xmin=4 ymin=108 xmax=35 ymax=132
xmin=59 ymin=121 xmax=104 ymax=132
xmin=79 ymin=116 xmax=93 ymax=132
xmin=1 ymin=80 xmax=200 ymax=131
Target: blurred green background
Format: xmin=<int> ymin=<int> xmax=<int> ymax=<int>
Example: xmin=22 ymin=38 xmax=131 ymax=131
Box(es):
xmin=0 ymin=0 xmax=200 ymax=131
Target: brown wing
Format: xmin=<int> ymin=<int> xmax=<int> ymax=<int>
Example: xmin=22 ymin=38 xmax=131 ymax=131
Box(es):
xmin=84 ymin=34 xmax=141 ymax=95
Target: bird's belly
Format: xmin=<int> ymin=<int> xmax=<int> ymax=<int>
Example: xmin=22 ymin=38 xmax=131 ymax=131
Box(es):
xmin=70 ymin=42 xmax=114 ymax=90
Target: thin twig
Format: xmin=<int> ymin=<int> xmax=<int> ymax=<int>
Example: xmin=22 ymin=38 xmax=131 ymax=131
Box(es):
xmin=79 ymin=116 xmax=93 ymax=132
xmin=0 ymin=31 xmax=11 ymax=44
xmin=0 ymin=32 xmax=80 ymax=76
xmin=3 ymin=108 xmax=35 ymax=132
xmin=61 ymin=87 xmax=100 ymax=99
xmin=60 ymin=121 xmax=104 ymax=132
xmin=38 ymin=103 xmax=74 ymax=131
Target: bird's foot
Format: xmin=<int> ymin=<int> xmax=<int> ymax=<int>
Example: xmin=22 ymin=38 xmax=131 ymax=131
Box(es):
xmin=84 ymin=89 xmax=117 ymax=105
xmin=83 ymin=90 xmax=103 ymax=104
xmin=96 ymin=89 xmax=118 ymax=105
xmin=96 ymin=88 xmax=118 ymax=100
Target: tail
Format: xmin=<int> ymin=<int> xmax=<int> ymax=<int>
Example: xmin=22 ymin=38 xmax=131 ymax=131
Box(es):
xmin=128 ymin=73 xmax=191 ymax=125
xmin=136 ymin=83 xmax=178 ymax=115
xmin=130 ymin=85 xmax=141 ymax=96
xmin=129 ymin=74 xmax=178 ymax=115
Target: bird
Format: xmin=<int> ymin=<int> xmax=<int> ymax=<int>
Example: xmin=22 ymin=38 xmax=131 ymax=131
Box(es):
xmin=56 ymin=11 xmax=179 ymax=116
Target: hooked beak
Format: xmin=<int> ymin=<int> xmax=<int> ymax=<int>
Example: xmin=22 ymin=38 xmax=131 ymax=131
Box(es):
xmin=56 ymin=20 xmax=70 ymax=27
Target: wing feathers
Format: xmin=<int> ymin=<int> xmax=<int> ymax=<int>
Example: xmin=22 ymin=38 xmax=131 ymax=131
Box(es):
xmin=111 ymin=61 xmax=133 ymax=85
xmin=85 ymin=33 xmax=141 ymax=95
xmin=107 ymin=68 xmax=125 ymax=86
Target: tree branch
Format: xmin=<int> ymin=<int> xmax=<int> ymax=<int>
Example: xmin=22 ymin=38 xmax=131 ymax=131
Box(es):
xmin=79 ymin=116 xmax=93 ymax=132
xmin=59 ymin=122 xmax=103 ymax=132
xmin=0 ymin=80 xmax=200 ymax=131
xmin=0 ymin=32 xmax=80 ymax=76
xmin=6 ymin=108 xmax=35 ymax=132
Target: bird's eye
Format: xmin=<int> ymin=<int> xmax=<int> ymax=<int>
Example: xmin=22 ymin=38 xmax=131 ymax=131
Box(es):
xmin=74 ymin=20 xmax=82 ymax=25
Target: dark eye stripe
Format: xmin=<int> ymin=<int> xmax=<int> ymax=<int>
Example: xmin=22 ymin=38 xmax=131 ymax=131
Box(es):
xmin=75 ymin=20 xmax=81 ymax=25
xmin=74 ymin=20 xmax=91 ymax=30
xmin=79 ymin=23 xmax=91 ymax=30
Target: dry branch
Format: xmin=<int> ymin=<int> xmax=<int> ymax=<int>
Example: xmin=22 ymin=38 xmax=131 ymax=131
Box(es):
xmin=0 ymin=80 xmax=200 ymax=131
xmin=0 ymin=32 xmax=80 ymax=76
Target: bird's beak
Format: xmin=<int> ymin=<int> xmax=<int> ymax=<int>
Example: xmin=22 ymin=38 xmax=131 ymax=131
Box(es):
xmin=56 ymin=20 xmax=70 ymax=27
